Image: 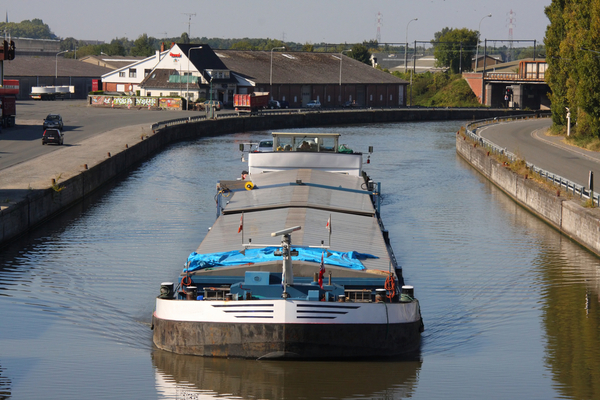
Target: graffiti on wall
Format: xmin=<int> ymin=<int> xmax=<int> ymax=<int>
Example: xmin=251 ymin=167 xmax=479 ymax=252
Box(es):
xmin=159 ymin=98 xmax=181 ymax=109
xmin=135 ymin=97 xmax=157 ymax=107
xmin=90 ymin=96 xmax=176 ymax=109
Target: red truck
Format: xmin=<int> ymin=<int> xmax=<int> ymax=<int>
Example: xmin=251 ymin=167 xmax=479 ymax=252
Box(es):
xmin=0 ymin=40 xmax=17 ymax=129
xmin=234 ymin=92 xmax=269 ymax=114
xmin=0 ymin=79 xmax=18 ymax=128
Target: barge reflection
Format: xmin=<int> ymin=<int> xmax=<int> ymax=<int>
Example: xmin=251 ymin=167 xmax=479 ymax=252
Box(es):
xmin=152 ymin=350 xmax=422 ymax=399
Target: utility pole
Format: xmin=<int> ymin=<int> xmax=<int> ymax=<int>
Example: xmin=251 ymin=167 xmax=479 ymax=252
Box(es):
xmin=183 ymin=13 xmax=196 ymax=37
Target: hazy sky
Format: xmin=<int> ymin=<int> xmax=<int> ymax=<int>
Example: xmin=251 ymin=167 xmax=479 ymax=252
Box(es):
xmin=7 ymin=0 xmax=551 ymax=46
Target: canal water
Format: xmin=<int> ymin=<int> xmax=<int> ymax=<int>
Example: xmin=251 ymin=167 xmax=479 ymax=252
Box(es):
xmin=0 ymin=121 xmax=598 ymax=399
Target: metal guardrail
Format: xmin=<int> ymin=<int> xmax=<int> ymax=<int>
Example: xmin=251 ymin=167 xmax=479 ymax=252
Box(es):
xmin=465 ymin=113 xmax=600 ymax=205
xmin=149 ymin=105 xmax=501 ymax=132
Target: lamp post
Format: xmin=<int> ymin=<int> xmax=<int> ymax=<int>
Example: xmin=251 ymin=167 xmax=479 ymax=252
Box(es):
xmin=404 ymin=18 xmax=417 ymax=73
xmin=186 ymin=46 xmax=203 ymax=108
xmin=339 ymin=49 xmax=352 ymax=85
xmin=55 ymin=50 xmax=69 ymax=80
xmin=475 ymin=14 xmax=492 ymax=72
xmin=270 ymin=46 xmax=285 ymax=98
xmin=340 ymin=49 xmax=352 ymax=104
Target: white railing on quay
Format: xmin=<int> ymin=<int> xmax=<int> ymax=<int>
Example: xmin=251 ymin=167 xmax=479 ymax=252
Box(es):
xmin=465 ymin=113 xmax=600 ymax=205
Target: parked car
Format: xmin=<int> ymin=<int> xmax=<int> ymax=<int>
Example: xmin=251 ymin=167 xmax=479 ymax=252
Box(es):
xmin=342 ymin=100 xmax=358 ymax=108
xmin=306 ymin=100 xmax=321 ymax=108
xmin=279 ymin=100 xmax=290 ymax=109
xmin=267 ymin=100 xmax=281 ymax=109
xmin=253 ymin=139 xmax=274 ymax=152
xmin=43 ymin=114 xmax=63 ymax=130
xmin=42 ymin=128 xmax=64 ymax=145
xmin=203 ymin=100 xmax=223 ymax=110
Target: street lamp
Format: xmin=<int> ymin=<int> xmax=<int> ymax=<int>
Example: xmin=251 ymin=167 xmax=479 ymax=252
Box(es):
xmin=186 ymin=46 xmax=203 ymax=108
xmin=339 ymin=49 xmax=352 ymax=86
xmin=55 ymin=50 xmax=69 ymax=79
xmin=404 ymin=18 xmax=417 ymax=73
xmin=475 ymin=14 xmax=492 ymax=72
xmin=270 ymin=46 xmax=286 ymax=89
xmin=339 ymin=49 xmax=352 ymax=106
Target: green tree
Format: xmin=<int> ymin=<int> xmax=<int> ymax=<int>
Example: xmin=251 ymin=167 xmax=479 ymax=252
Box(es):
xmin=432 ymin=28 xmax=478 ymax=73
xmin=545 ymin=0 xmax=600 ymax=137
xmin=302 ymin=43 xmax=314 ymax=52
xmin=433 ymin=27 xmax=452 ymax=43
xmin=180 ymin=32 xmax=190 ymax=44
xmin=231 ymin=40 xmax=255 ymax=50
xmin=131 ymin=34 xmax=156 ymax=56
xmin=0 ymin=18 xmax=56 ymax=39
xmin=350 ymin=43 xmax=371 ymax=65
xmin=108 ymin=39 xmax=127 ymax=56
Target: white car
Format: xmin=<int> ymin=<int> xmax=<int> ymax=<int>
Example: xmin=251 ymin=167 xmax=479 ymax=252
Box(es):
xmin=253 ymin=139 xmax=273 ymax=152
xmin=306 ymin=100 xmax=321 ymax=108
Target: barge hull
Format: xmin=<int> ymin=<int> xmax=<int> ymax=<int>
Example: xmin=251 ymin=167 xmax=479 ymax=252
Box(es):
xmin=152 ymin=313 xmax=422 ymax=359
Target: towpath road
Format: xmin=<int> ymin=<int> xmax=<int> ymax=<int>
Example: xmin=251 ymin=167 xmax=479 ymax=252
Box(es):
xmin=477 ymin=118 xmax=600 ymax=188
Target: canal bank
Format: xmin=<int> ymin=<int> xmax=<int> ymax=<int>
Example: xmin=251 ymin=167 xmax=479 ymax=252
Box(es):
xmin=456 ymin=129 xmax=600 ymax=257
xmin=0 ymin=108 xmax=535 ymax=247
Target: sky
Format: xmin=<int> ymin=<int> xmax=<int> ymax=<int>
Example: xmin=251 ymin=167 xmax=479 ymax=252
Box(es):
xmin=6 ymin=0 xmax=552 ymax=47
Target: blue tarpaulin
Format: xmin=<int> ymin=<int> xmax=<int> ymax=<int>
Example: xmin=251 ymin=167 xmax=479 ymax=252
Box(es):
xmin=185 ymin=247 xmax=378 ymax=272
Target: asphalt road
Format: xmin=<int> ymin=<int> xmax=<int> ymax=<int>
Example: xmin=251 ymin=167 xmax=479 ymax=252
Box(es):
xmin=0 ymin=100 xmax=208 ymax=171
xmin=477 ymin=118 xmax=600 ymax=188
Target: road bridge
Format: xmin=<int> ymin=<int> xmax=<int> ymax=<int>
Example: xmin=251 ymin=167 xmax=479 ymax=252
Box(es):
xmin=464 ymin=59 xmax=549 ymax=110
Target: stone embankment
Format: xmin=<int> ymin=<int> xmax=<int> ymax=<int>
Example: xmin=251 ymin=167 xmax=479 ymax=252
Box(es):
xmin=456 ymin=132 xmax=600 ymax=257
xmin=0 ymin=108 xmax=535 ymax=247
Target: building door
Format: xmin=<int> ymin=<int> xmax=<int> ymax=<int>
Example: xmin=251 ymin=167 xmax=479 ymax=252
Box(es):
xmin=301 ymin=85 xmax=311 ymax=106
xmin=356 ymin=85 xmax=365 ymax=106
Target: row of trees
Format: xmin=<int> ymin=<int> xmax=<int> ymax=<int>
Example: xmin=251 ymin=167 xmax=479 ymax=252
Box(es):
xmin=545 ymin=0 xmax=600 ymax=138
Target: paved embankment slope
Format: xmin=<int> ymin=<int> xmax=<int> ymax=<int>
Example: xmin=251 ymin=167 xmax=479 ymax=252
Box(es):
xmin=456 ymin=132 xmax=600 ymax=257
xmin=0 ymin=108 xmax=536 ymax=247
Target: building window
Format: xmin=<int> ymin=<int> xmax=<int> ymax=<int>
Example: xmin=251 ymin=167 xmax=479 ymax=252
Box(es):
xmin=327 ymin=95 xmax=331 ymax=102
xmin=370 ymin=94 xmax=373 ymax=101
xmin=147 ymin=92 xmax=152 ymax=96
xmin=390 ymin=94 xmax=393 ymax=100
xmin=380 ymin=95 xmax=383 ymax=101
xmin=129 ymin=69 xmax=137 ymax=78
xmin=169 ymin=92 xmax=178 ymax=96
xmin=144 ymin=69 xmax=152 ymax=77
xmin=294 ymin=96 xmax=297 ymax=102
xmin=119 ymin=71 xmax=126 ymax=78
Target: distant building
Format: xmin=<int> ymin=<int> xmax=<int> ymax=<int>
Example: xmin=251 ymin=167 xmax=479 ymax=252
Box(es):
xmin=13 ymin=37 xmax=60 ymax=57
xmin=3 ymin=56 xmax=112 ymax=99
xmin=140 ymin=44 xmax=409 ymax=107
xmin=80 ymin=55 xmax=148 ymax=70
xmin=98 ymin=51 xmax=168 ymax=94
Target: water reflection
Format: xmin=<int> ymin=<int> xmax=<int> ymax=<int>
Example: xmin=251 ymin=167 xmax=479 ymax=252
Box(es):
xmin=462 ymin=157 xmax=600 ymax=400
xmin=0 ymin=363 xmax=11 ymax=400
xmin=152 ymin=350 xmax=422 ymax=400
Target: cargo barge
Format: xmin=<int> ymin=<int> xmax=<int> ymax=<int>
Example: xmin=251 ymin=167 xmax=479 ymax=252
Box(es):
xmin=152 ymin=132 xmax=423 ymax=359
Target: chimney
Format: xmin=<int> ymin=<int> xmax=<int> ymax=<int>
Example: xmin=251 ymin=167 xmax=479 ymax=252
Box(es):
xmin=161 ymin=42 xmax=165 ymax=52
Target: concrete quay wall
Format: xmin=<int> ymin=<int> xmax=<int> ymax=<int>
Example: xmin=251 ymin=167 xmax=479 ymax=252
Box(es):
xmin=0 ymin=108 xmax=534 ymax=247
xmin=456 ymin=134 xmax=600 ymax=256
